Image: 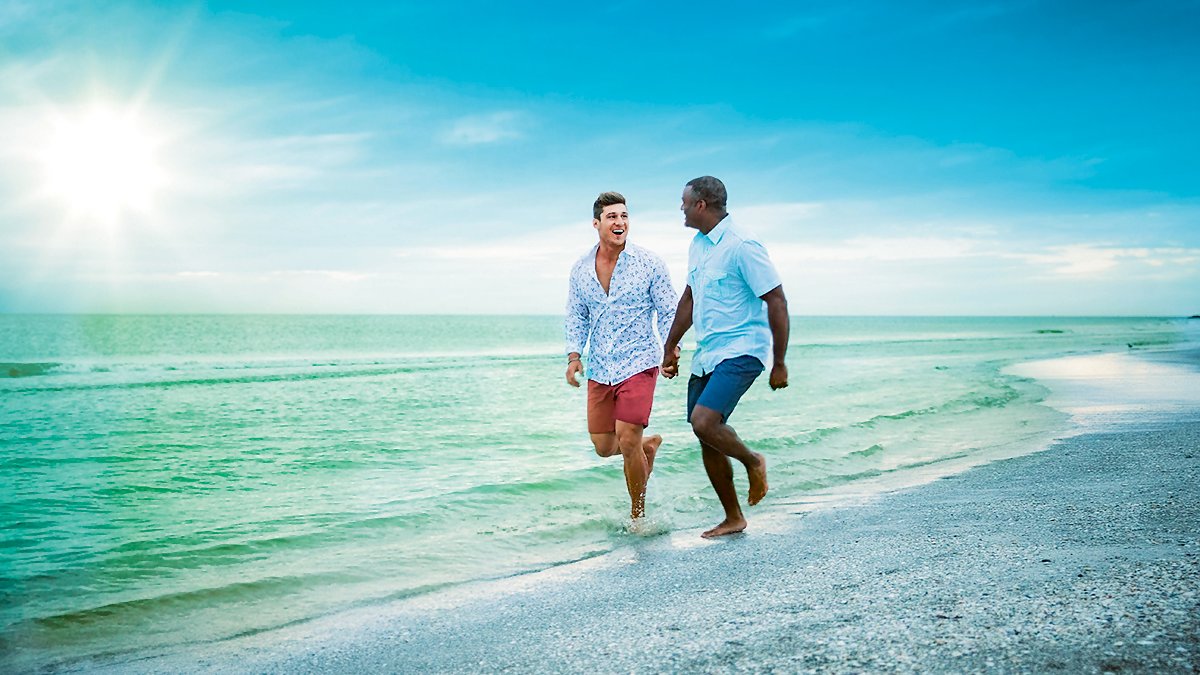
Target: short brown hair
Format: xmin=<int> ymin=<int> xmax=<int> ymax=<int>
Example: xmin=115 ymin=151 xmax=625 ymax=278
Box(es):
xmin=593 ymin=191 xmax=626 ymax=220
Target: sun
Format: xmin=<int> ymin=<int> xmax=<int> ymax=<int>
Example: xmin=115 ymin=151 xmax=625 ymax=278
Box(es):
xmin=41 ymin=105 xmax=166 ymax=222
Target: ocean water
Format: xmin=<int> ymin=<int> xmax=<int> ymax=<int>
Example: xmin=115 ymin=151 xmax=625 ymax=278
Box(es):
xmin=0 ymin=315 xmax=1190 ymax=670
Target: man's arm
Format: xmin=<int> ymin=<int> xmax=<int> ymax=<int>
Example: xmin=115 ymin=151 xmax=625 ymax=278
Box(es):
xmin=661 ymin=285 xmax=693 ymax=379
xmin=649 ymin=257 xmax=678 ymax=347
xmin=564 ymin=273 xmax=589 ymax=387
xmin=760 ymin=285 xmax=789 ymax=390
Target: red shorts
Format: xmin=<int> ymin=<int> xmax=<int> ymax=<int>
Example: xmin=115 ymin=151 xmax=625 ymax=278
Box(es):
xmin=587 ymin=367 xmax=659 ymax=434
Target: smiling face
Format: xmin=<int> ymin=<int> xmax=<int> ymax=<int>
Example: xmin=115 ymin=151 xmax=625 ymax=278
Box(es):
xmin=680 ymin=186 xmax=702 ymax=230
xmin=593 ymin=202 xmax=629 ymax=247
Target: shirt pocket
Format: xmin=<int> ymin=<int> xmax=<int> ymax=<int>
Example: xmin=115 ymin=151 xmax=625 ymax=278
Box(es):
xmin=704 ymin=271 xmax=741 ymax=301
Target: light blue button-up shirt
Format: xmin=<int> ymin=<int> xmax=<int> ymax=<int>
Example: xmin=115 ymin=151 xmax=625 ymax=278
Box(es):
xmin=565 ymin=243 xmax=678 ymax=385
xmin=688 ymin=217 xmax=782 ymax=376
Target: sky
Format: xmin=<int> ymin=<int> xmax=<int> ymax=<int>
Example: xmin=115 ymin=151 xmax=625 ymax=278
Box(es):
xmin=0 ymin=0 xmax=1197 ymax=315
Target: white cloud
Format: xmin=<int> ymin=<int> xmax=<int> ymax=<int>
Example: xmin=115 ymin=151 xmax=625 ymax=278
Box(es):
xmin=416 ymin=245 xmax=564 ymax=261
xmin=774 ymin=236 xmax=979 ymax=264
xmin=440 ymin=111 xmax=524 ymax=145
xmin=269 ymin=269 xmax=370 ymax=282
xmin=194 ymin=131 xmax=374 ymax=193
xmin=1021 ymin=246 xmax=1123 ymax=276
xmin=1015 ymin=245 xmax=1200 ymax=278
xmin=736 ymin=202 xmax=824 ymax=235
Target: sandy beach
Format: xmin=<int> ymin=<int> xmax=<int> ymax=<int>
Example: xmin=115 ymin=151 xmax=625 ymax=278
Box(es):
xmin=76 ymin=348 xmax=1200 ymax=674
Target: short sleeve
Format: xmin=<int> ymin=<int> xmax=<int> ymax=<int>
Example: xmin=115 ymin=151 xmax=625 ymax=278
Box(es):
xmin=737 ymin=240 xmax=782 ymax=298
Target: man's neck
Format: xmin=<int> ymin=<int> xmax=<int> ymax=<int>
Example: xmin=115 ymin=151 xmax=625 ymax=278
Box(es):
xmin=597 ymin=241 xmax=625 ymax=261
xmin=697 ymin=213 xmax=728 ymax=236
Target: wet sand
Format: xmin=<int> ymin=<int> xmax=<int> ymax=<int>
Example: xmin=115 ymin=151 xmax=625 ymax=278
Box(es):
xmin=82 ymin=351 xmax=1200 ymax=673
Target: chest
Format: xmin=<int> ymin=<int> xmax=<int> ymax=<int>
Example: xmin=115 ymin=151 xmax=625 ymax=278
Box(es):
xmin=595 ymin=256 xmax=618 ymax=295
xmin=584 ymin=255 xmax=651 ymax=302
xmin=689 ymin=242 xmax=737 ymax=285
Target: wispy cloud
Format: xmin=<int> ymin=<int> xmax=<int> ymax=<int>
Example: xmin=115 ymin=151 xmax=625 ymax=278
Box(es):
xmin=440 ymin=111 xmax=525 ymax=145
xmin=774 ymin=236 xmax=980 ymax=264
xmin=738 ymin=202 xmax=824 ymax=227
xmin=214 ymin=132 xmax=373 ymax=190
xmin=269 ymin=269 xmax=371 ymax=282
xmin=1017 ymin=245 xmax=1200 ymax=278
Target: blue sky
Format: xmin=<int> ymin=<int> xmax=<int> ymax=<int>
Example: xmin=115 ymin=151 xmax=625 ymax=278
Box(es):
xmin=1 ymin=0 xmax=1197 ymax=315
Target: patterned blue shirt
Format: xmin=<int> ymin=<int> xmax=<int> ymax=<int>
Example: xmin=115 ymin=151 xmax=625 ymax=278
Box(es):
xmin=688 ymin=217 xmax=782 ymax=376
xmin=565 ymin=242 xmax=678 ymax=385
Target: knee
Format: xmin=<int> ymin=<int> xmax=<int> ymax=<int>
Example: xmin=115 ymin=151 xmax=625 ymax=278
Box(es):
xmin=690 ymin=411 xmax=721 ymax=443
xmin=616 ymin=429 xmax=641 ymax=456
xmin=592 ymin=437 xmax=617 ymax=457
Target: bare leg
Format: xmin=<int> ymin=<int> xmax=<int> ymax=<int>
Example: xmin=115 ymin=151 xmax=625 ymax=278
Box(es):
xmin=615 ymin=421 xmax=648 ymax=519
xmin=589 ymin=432 xmax=619 ymax=458
xmin=748 ymin=454 xmax=767 ymax=505
xmin=691 ymin=405 xmax=768 ymax=504
xmin=643 ymin=434 xmax=662 ymax=475
xmin=700 ymin=442 xmax=746 ymax=537
xmin=691 ymin=405 xmax=769 ymax=537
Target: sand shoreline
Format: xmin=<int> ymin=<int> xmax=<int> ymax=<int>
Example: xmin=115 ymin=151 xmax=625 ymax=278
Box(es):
xmin=76 ymin=350 xmax=1200 ymax=673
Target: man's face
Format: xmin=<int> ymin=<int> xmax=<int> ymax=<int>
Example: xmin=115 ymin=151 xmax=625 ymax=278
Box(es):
xmin=593 ymin=203 xmax=629 ymax=246
xmin=680 ymin=186 xmax=702 ymax=229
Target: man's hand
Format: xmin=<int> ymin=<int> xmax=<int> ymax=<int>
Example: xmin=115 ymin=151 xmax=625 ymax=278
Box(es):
xmin=769 ymin=362 xmax=788 ymax=390
xmin=661 ymin=344 xmax=681 ymax=379
xmin=566 ymin=359 xmax=583 ymax=387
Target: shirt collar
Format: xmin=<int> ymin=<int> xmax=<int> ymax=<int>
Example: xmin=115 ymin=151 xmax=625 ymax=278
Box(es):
xmin=591 ymin=242 xmax=639 ymax=259
xmin=704 ymin=216 xmax=732 ymax=245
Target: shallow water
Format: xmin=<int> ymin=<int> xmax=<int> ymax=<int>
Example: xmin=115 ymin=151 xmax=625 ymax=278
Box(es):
xmin=0 ymin=315 xmax=1189 ymax=670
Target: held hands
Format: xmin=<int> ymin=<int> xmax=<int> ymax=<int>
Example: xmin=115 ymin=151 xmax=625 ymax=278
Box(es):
xmin=565 ymin=359 xmax=583 ymax=387
xmin=661 ymin=344 xmax=682 ymax=379
xmin=769 ymin=362 xmax=789 ymax=390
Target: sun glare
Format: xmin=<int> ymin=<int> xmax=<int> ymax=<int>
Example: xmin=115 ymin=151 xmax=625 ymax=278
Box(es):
xmin=42 ymin=106 xmax=166 ymax=221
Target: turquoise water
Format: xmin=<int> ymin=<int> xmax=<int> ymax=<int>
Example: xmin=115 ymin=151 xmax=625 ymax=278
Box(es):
xmin=0 ymin=315 xmax=1189 ymax=670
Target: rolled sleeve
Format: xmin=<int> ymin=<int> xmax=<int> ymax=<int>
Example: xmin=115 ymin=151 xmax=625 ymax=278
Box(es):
xmin=564 ymin=276 xmax=590 ymax=355
xmin=649 ymin=257 xmax=678 ymax=342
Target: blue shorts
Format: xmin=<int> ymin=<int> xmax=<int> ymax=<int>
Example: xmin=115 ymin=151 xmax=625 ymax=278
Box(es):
xmin=687 ymin=355 xmax=765 ymax=423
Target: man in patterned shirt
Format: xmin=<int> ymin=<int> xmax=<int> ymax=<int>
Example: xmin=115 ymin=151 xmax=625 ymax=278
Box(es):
xmin=565 ymin=191 xmax=678 ymax=521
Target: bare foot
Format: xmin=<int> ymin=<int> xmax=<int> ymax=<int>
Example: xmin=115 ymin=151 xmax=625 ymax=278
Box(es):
xmin=701 ymin=517 xmax=747 ymax=538
xmin=747 ymin=452 xmax=768 ymax=505
xmin=643 ymin=435 xmax=662 ymax=474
